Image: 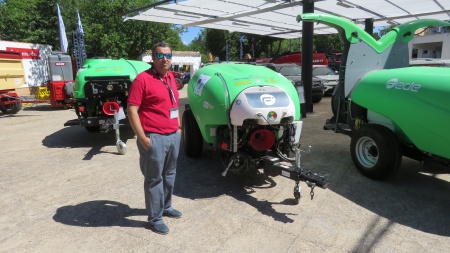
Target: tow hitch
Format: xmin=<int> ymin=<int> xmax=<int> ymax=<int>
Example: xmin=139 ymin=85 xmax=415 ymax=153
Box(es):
xmin=262 ymin=147 xmax=328 ymax=204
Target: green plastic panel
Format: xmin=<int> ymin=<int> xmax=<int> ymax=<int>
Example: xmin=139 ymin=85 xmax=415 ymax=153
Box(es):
xmin=297 ymin=13 xmax=450 ymax=53
xmin=74 ymin=59 xmax=151 ymax=99
xmin=187 ymin=63 xmax=300 ymax=144
xmin=352 ymin=67 xmax=450 ymax=159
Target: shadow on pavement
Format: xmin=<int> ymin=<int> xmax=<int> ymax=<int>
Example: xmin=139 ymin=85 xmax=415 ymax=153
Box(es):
xmin=42 ymin=124 xmax=136 ymax=160
xmin=174 ymin=147 xmax=300 ymax=223
xmin=175 ymin=138 xmax=450 ymax=233
xmin=328 ymin=155 xmax=450 ymax=236
xmin=53 ymin=200 xmax=147 ymax=228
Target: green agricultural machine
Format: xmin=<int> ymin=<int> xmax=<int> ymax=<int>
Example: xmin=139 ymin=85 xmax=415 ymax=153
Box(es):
xmin=297 ymin=14 xmax=450 ymax=179
xmin=183 ymin=62 xmax=328 ymax=203
xmin=64 ymin=58 xmax=151 ymax=155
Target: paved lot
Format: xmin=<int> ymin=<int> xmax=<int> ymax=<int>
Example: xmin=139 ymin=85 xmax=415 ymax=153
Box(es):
xmin=1 ymin=88 xmax=450 ymax=252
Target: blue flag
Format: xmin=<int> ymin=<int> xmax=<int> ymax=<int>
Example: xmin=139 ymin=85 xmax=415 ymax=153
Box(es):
xmin=57 ymin=3 xmax=68 ymax=53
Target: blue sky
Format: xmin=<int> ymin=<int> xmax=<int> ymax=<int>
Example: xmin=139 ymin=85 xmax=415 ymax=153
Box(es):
xmin=180 ymin=26 xmax=203 ymax=45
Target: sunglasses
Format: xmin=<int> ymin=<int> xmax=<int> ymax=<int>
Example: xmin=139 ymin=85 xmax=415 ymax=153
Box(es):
xmin=155 ymin=53 xmax=172 ymax=59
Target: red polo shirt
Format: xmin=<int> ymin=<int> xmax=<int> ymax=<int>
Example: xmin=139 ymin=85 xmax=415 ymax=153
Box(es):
xmin=128 ymin=68 xmax=179 ymax=134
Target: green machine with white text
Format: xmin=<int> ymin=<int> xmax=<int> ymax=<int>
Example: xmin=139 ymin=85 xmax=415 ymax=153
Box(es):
xmin=182 ymin=62 xmax=328 ymax=203
xmin=297 ymin=13 xmax=450 ymax=179
xmin=65 ymin=58 xmax=151 ymax=155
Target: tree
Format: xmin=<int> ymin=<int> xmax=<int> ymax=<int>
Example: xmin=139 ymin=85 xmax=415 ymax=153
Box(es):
xmin=377 ymin=26 xmax=395 ymax=38
xmin=0 ymin=0 xmax=60 ymax=44
xmin=313 ymin=34 xmax=343 ymax=54
xmin=188 ymin=29 xmax=209 ymax=63
xmin=78 ymin=0 xmax=184 ymax=59
xmin=0 ymin=0 xmax=185 ymax=59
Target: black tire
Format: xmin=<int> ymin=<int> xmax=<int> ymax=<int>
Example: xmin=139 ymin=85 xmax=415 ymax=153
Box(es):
xmin=312 ymin=94 xmax=323 ymax=103
xmin=0 ymin=100 xmax=22 ymax=114
xmin=331 ymin=94 xmax=339 ymax=116
xmin=182 ymin=109 xmax=203 ymax=158
xmin=176 ymin=78 xmax=184 ymax=90
xmin=350 ymin=124 xmax=402 ymax=180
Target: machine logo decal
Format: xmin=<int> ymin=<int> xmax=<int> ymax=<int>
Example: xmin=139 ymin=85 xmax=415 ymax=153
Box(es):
xmin=235 ymin=80 xmax=251 ymax=85
xmin=386 ymin=78 xmax=421 ymax=92
xmin=260 ymin=94 xmax=276 ymax=105
xmin=203 ymin=101 xmax=214 ymax=110
xmin=107 ymin=84 xmax=113 ymax=91
xmin=266 ymin=78 xmax=277 ymax=83
xmin=245 ymin=92 xmax=289 ymax=108
xmin=267 ymin=111 xmax=277 ymax=121
xmin=194 ymin=74 xmax=211 ymax=96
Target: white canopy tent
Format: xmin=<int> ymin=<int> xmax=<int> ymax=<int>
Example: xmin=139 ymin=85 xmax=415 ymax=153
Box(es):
xmin=123 ymin=0 xmax=450 ymax=114
xmin=123 ymin=0 xmax=450 ymax=39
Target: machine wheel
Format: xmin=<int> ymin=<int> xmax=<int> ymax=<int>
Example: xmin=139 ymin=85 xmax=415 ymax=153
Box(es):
xmin=182 ymin=109 xmax=203 ymax=158
xmin=85 ymin=126 xmax=100 ymax=132
xmin=227 ymin=153 xmax=253 ymax=176
xmin=331 ymin=94 xmax=339 ymax=116
xmin=116 ymin=140 xmax=127 ymax=155
xmin=350 ymin=124 xmax=402 ymax=180
xmin=312 ymin=94 xmax=323 ymax=103
xmin=0 ymin=100 xmax=22 ymax=114
xmin=176 ymin=78 xmax=184 ymax=90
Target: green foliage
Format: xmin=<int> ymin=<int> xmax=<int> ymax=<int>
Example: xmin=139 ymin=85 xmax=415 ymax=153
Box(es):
xmin=203 ymin=28 xmax=299 ymax=61
xmin=1 ymin=0 xmax=59 ymax=44
xmin=313 ymin=34 xmax=343 ymax=54
xmin=0 ymin=0 xmax=350 ymax=62
xmin=187 ymin=29 xmax=209 ymax=62
xmin=377 ymin=26 xmax=395 ymax=38
xmin=0 ymin=0 xmax=185 ymax=59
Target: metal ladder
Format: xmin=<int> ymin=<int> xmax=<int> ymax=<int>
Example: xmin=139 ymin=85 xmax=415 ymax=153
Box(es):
xmin=72 ymin=30 xmax=87 ymax=71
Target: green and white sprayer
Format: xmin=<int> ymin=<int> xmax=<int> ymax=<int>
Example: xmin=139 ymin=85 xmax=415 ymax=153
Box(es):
xmin=297 ymin=13 xmax=450 ymax=179
xmin=65 ymin=58 xmax=151 ymax=155
xmin=183 ymin=62 xmax=328 ymax=203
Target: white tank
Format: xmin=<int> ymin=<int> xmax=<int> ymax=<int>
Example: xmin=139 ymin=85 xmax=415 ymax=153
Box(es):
xmin=230 ymin=86 xmax=296 ymax=126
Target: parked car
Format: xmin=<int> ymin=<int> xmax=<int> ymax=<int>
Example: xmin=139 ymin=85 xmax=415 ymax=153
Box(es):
xmin=312 ymin=65 xmax=339 ymax=95
xmin=261 ymin=63 xmax=325 ymax=103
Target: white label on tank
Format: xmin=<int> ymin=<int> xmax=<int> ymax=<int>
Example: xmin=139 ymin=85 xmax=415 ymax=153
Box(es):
xmin=14 ymin=78 xmax=21 ymax=85
xmin=210 ymin=128 xmax=216 ymax=136
xmin=194 ymin=74 xmax=211 ymax=96
xmin=52 ymin=75 xmax=62 ymax=81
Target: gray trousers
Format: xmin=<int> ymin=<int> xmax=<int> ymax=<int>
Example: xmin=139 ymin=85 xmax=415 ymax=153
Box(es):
xmin=137 ymin=131 xmax=180 ymax=225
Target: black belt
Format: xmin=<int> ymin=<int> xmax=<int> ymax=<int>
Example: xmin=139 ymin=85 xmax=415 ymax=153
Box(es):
xmin=146 ymin=131 xmax=177 ymax=136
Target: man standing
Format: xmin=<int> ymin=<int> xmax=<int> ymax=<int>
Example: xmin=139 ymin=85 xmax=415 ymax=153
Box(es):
xmin=128 ymin=41 xmax=182 ymax=235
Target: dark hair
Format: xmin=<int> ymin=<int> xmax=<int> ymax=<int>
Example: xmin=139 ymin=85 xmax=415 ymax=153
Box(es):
xmin=152 ymin=41 xmax=172 ymax=58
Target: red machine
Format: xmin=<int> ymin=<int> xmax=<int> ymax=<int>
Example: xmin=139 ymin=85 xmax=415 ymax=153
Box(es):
xmin=0 ymin=89 xmax=22 ymax=114
xmin=0 ymin=50 xmax=22 ymax=114
xmin=269 ymin=52 xmax=329 ymax=66
xmin=47 ymin=52 xmax=75 ymax=107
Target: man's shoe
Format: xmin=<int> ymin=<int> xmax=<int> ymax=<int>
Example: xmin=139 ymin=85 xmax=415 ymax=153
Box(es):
xmin=163 ymin=209 xmax=182 ymax=219
xmin=147 ymin=223 xmax=169 ymax=235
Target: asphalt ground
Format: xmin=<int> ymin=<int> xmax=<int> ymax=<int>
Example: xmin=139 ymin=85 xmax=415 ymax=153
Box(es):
xmin=1 ymin=87 xmax=450 ymax=252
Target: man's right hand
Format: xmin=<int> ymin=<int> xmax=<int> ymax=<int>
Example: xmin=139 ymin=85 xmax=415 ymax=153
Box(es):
xmin=139 ymin=136 xmax=151 ymax=152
